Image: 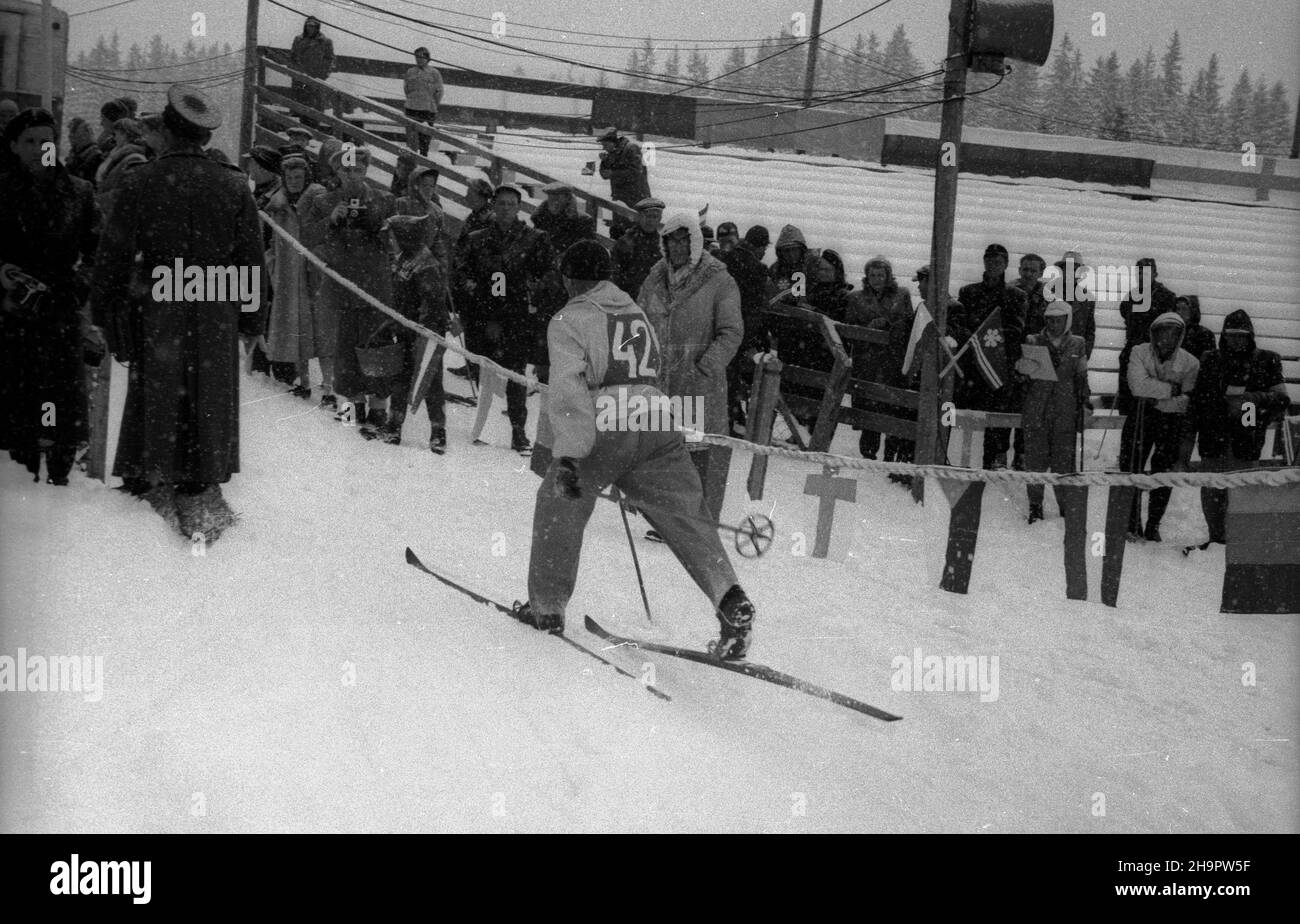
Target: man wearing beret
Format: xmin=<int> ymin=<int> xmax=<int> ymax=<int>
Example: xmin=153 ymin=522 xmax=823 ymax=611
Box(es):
xmin=91 ymin=85 xmax=266 ymax=544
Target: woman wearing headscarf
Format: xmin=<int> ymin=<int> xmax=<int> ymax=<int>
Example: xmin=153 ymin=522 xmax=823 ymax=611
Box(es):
xmin=0 ymin=108 xmax=102 ymax=484
xmin=637 ymin=209 xmax=742 ymax=525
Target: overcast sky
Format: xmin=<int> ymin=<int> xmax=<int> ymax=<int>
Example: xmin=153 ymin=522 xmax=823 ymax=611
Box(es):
xmin=63 ymin=0 xmax=1300 ymax=99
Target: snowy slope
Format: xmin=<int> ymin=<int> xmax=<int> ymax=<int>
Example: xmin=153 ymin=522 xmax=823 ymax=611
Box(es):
xmin=2 ymin=361 xmax=1296 ymax=833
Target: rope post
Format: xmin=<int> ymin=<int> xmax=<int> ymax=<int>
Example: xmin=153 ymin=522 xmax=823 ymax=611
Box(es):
xmin=746 ymin=354 xmax=784 ymax=501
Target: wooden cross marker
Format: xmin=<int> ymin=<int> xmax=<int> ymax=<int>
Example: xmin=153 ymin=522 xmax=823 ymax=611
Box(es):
xmin=803 ymin=465 xmax=857 ymax=559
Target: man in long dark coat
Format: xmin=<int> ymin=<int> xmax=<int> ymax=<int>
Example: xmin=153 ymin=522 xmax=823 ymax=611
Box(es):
xmin=92 ymin=85 xmax=265 ymax=545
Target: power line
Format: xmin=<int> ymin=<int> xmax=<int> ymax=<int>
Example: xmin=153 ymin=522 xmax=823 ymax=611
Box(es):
xmin=69 ymin=0 xmax=144 ymax=17
xmin=665 ymin=0 xmax=897 ymax=97
xmin=390 ymin=0 xmax=787 ymax=44
xmin=70 ymin=47 xmax=246 ymax=72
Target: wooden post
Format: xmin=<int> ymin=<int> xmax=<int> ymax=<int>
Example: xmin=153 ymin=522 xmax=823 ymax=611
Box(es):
xmin=914 ymin=0 xmax=972 ymax=503
xmin=801 ymin=0 xmax=825 ymax=108
xmin=746 ymin=355 xmax=783 ymax=501
xmin=239 ymin=0 xmax=260 ymax=159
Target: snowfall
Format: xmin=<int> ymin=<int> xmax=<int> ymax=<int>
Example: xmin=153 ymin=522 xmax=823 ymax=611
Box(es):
xmin=2 ymin=131 xmax=1297 ymax=833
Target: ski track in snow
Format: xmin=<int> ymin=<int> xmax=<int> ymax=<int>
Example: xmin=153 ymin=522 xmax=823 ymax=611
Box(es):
xmin=2 ymin=365 xmax=1295 ymax=833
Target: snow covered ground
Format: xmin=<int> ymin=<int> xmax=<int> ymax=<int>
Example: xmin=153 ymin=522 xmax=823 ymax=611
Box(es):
xmin=2 ymin=362 xmax=1296 ymax=833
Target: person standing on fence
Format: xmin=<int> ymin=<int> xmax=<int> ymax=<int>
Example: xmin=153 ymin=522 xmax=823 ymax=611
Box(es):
xmin=955 ymin=243 xmax=1028 ymax=470
xmin=597 ymin=127 xmax=650 ymax=239
xmin=91 ymin=85 xmax=265 ymax=544
xmin=637 ymin=210 xmax=742 ymax=530
xmin=453 ymin=184 xmax=556 ymax=454
xmin=1189 ymin=309 xmax=1289 ymax=551
xmin=847 ymin=256 xmax=914 ymax=466
xmin=403 ymin=47 xmax=443 ymax=158
xmin=290 ymin=16 xmax=335 ymax=133
xmin=1016 ymin=302 xmax=1089 ymax=524
xmin=300 ymin=144 xmax=396 ymax=432
xmin=514 ymin=240 xmax=758 ymax=660
xmin=265 ymin=148 xmax=333 ymax=406
xmin=1124 ymin=311 xmax=1199 ymax=543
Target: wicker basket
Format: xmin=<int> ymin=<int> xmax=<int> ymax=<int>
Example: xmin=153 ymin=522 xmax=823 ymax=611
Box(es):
xmin=355 ymin=321 xmax=405 ymax=378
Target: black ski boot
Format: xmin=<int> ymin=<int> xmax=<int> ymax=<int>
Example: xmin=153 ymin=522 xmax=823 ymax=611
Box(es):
xmin=709 ymin=584 xmax=755 ymax=661
xmin=510 ymin=601 xmax=563 ymax=634
xmin=1143 ymin=522 xmax=1162 ymax=543
xmin=429 ymin=427 xmax=447 ymax=455
xmin=511 ymin=425 xmax=531 ymax=455
xmin=359 ymin=407 xmax=388 ymax=440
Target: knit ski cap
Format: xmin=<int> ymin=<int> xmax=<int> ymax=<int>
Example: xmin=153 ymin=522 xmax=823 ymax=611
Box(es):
xmin=984 ymin=243 xmax=1009 ymax=260
xmin=100 ymin=98 xmax=130 ymax=122
xmin=744 ymin=225 xmax=770 ymax=247
xmin=717 ymin=222 xmax=739 ymax=239
xmin=560 ymin=240 xmax=612 ymax=281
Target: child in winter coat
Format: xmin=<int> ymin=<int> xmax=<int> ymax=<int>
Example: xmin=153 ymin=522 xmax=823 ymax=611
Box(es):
xmin=1016 ymin=302 xmax=1089 ymax=523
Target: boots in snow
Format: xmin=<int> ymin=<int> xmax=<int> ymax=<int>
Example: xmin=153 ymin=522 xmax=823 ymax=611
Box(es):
xmin=510 ymin=601 xmax=563 ymax=634
xmin=709 ymin=584 xmax=755 ymax=661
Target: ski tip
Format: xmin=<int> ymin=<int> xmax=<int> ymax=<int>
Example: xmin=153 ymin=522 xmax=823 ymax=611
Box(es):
xmin=404 ymin=547 xmax=419 ymax=565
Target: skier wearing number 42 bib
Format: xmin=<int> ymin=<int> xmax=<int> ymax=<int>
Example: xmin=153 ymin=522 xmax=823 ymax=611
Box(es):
xmin=511 ymin=240 xmax=757 ymax=660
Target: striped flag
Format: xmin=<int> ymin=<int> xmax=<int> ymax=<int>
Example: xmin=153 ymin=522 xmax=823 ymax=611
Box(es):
xmin=902 ymin=302 xmax=934 ymax=380
xmin=967 ymin=308 xmax=1007 ymax=390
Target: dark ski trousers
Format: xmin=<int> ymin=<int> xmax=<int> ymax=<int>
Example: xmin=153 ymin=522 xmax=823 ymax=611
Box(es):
xmin=1123 ymin=403 xmax=1186 ymax=532
xmin=528 ymin=427 xmax=739 ymax=617
xmin=1024 ymin=423 xmax=1077 ymax=512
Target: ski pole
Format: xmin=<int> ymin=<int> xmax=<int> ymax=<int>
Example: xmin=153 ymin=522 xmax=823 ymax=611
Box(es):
xmin=616 ymin=492 xmax=653 ymax=624
xmin=591 ymin=488 xmax=775 ymax=558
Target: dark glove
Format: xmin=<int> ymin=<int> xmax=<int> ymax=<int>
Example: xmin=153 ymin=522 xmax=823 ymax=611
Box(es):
xmin=554 ymin=457 xmax=581 ymax=499
xmin=1168 ymin=382 xmax=1182 ymax=398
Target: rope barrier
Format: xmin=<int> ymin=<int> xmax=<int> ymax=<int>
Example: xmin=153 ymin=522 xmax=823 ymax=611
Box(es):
xmin=259 ymin=210 xmax=1299 ymax=492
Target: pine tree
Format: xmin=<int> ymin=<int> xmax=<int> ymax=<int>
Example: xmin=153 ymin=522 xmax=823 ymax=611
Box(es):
xmin=996 ymin=61 xmax=1040 ymax=131
xmin=1226 ymin=68 xmax=1253 ymax=147
xmin=108 ymin=31 xmax=121 ymax=68
xmin=1041 ymin=34 xmax=1082 ymax=134
xmin=664 ymin=46 xmax=682 ymax=81
xmin=687 ymin=48 xmax=711 ymax=96
xmin=1202 ymin=53 xmax=1225 ymax=146
xmin=182 ymin=39 xmax=198 ymax=63
xmin=1265 ymin=81 xmax=1291 ymax=153
xmin=1183 ymin=69 xmax=1208 ymax=146
xmin=624 ymin=48 xmax=641 ymax=90
xmin=147 ymin=35 xmax=166 ymax=69
xmin=637 ymin=38 xmax=657 ymax=92
xmin=1086 ymin=51 xmax=1124 ymax=139
xmin=127 ymin=43 xmax=146 ymax=70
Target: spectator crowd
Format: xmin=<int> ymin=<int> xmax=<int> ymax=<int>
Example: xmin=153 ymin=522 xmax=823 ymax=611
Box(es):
xmin=0 ymin=21 xmax=1291 ymax=551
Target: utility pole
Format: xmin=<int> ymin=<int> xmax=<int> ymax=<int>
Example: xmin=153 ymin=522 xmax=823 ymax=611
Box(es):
xmin=801 ymin=0 xmax=824 ymax=107
xmin=913 ymin=0 xmax=970 ymax=502
xmin=239 ymin=0 xmax=261 ymax=158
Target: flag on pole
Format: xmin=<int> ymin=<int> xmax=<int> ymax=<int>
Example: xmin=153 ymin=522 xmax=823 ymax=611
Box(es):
xmin=967 ymin=308 xmax=1007 ymax=390
xmin=902 ymin=301 xmax=934 ymax=380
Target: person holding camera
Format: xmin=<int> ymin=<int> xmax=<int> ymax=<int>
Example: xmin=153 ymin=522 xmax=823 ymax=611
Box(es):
xmin=1 ymin=107 xmax=102 ymax=486
xmin=301 ymin=144 xmax=396 ymax=432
